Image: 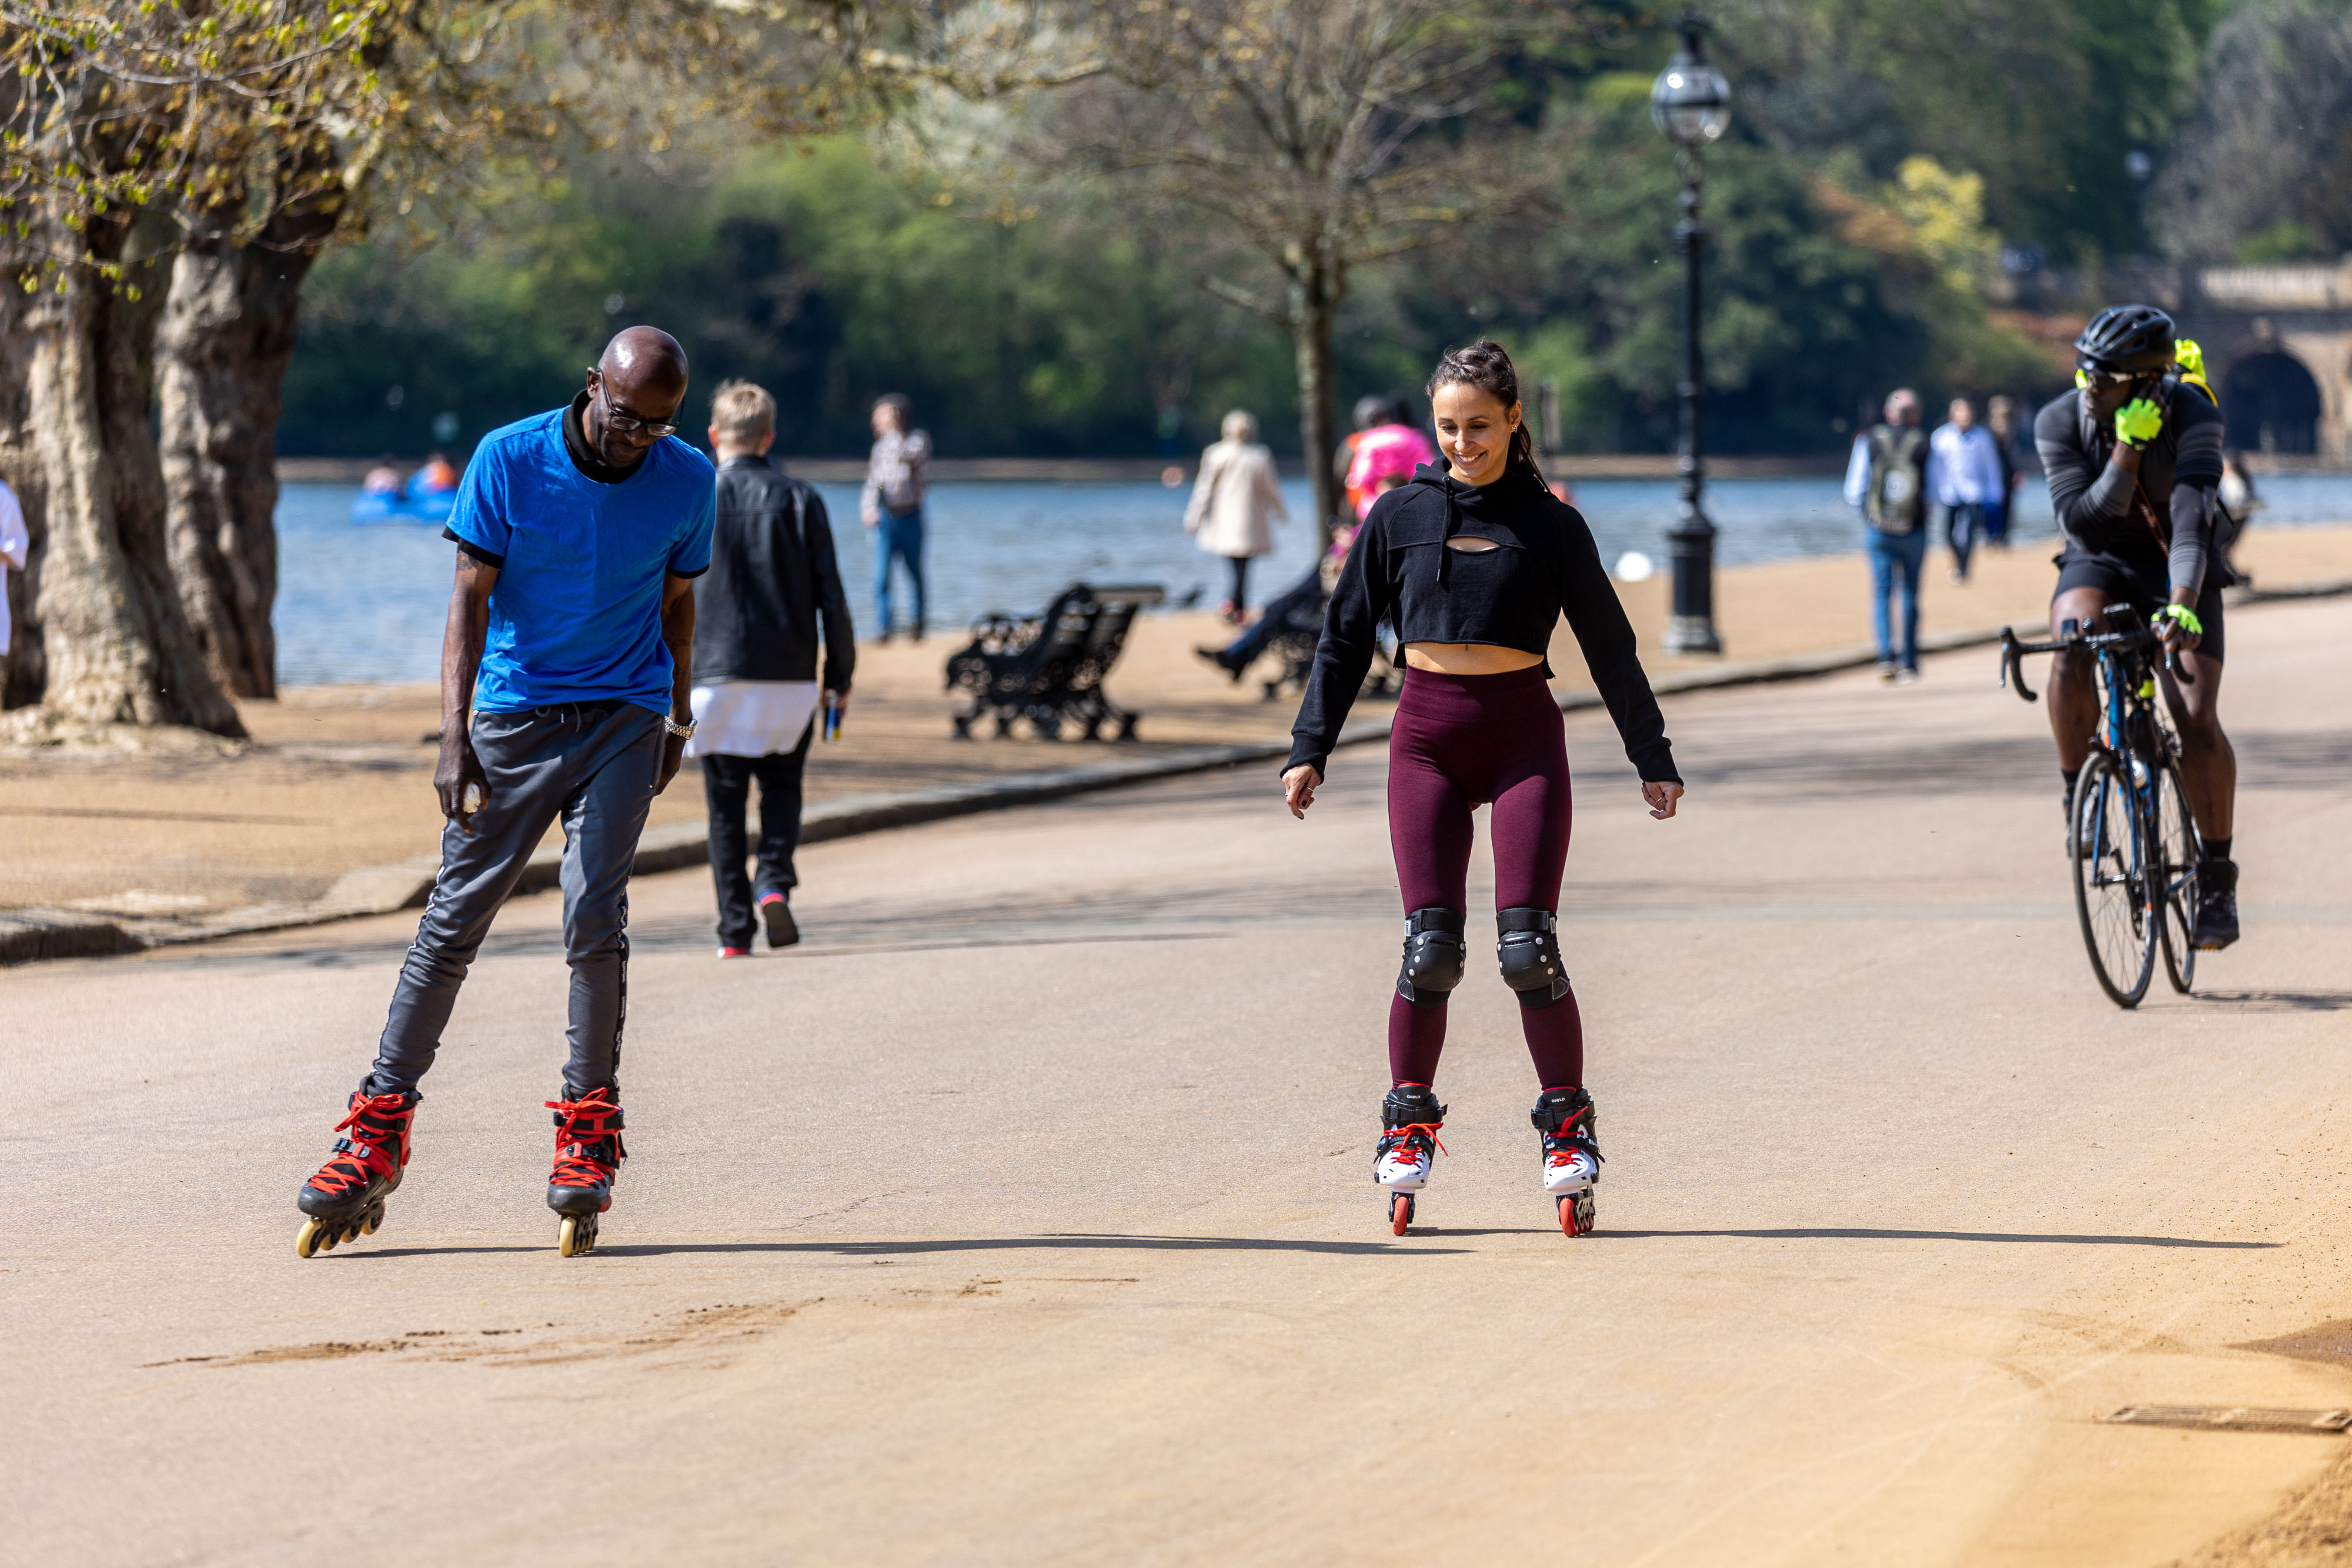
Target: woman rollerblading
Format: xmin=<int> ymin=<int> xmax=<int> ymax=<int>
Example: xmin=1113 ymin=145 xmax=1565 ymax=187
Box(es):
xmin=295 ymin=1082 xmax=422 ymax=1258
xmin=1374 ymin=1085 xmax=1446 ymax=1235
xmin=1281 ymin=340 xmax=1683 ymax=1238
xmin=546 ymin=1088 xmax=626 ymax=1257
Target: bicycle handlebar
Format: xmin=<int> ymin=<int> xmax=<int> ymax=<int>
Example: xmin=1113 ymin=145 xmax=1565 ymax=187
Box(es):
xmin=1998 ymin=616 xmax=2193 ymax=704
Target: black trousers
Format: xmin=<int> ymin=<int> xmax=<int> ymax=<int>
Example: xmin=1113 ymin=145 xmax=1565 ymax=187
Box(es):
xmin=701 ymin=727 xmax=813 ymax=950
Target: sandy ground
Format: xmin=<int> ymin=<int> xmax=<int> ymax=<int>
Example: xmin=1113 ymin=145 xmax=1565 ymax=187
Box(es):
xmin=5 ymin=593 xmax=2352 ymax=1565
xmin=9 ymin=522 xmax=2352 ymax=918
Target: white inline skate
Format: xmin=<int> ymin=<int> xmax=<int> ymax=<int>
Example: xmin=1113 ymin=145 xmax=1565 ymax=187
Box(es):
xmin=1374 ymin=1085 xmax=1446 ymax=1235
xmin=1532 ymin=1086 xmax=1602 ymax=1238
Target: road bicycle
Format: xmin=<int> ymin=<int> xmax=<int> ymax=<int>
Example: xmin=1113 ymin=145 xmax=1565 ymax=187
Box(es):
xmin=2000 ymin=610 xmax=2200 ymax=1008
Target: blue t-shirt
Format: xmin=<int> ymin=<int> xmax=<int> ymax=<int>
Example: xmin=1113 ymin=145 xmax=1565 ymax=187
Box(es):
xmin=447 ymin=406 xmax=716 ymax=714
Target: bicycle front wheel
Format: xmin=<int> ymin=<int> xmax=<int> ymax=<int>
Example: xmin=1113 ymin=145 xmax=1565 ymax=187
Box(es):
xmin=2072 ymin=751 xmax=2157 ymax=1008
xmin=2152 ymin=755 xmax=2200 ymax=994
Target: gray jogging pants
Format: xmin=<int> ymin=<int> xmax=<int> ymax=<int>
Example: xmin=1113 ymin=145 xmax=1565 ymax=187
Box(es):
xmin=370 ymin=701 xmax=663 ymax=1098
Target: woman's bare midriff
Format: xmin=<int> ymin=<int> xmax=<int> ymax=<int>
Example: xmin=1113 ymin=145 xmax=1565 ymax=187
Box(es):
xmin=1402 ymin=642 xmax=1544 ymax=674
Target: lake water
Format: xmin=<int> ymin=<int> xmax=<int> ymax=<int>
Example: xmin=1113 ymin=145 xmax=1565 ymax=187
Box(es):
xmin=273 ymin=472 xmax=2352 ymax=687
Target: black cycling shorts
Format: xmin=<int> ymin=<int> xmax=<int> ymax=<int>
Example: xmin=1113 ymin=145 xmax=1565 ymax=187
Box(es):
xmin=2052 ymin=550 xmax=2226 ymax=664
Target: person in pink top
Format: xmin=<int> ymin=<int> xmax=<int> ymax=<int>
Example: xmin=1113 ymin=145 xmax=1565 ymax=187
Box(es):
xmin=1346 ymin=403 xmax=1438 ymax=520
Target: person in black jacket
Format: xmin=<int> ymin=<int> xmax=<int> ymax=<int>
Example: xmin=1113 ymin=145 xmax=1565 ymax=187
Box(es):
xmin=2033 ymin=305 xmax=2237 ymax=948
xmin=1281 ymin=339 xmax=1683 ymax=1239
xmin=688 ymin=380 xmax=856 ymax=955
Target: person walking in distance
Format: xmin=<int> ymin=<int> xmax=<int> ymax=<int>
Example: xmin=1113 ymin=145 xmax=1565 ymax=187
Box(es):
xmin=860 ymin=393 xmax=930 ymax=642
xmin=1281 ymin=340 xmax=1683 ymax=1239
xmin=291 ymin=327 xmax=716 ymax=1261
xmin=1844 ymin=389 xmax=1930 ymax=681
xmin=0 ymin=476 xmax=26 ymax=700
xmin=1983 ymin=395 xmax=2026 ymax=549
xmin=1927 ymin=397 xmax=2003 ymax=584
xmin=2036 ymin=304 xmax=2240 ymax=948
xmin=1184 ymin=410 xmax=1288 ymax=623
xmin=689 ymin=380 xmax=856 ymax=957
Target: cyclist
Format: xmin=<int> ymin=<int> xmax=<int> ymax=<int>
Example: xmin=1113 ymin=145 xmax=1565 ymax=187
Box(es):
xmin=2033 ymin=304 xmax=2238 ymax=948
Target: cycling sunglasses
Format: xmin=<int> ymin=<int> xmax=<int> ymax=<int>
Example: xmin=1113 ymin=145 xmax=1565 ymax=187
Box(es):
xmin=2074 ymin=367 xmax=2142 ymax=390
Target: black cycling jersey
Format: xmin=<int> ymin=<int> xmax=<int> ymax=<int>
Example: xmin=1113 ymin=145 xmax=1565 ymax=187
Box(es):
xmin=1287 ymin=463 xmax=1678 ymax=783
xmin=2033 ymin=382 xmax=2224 ymax=596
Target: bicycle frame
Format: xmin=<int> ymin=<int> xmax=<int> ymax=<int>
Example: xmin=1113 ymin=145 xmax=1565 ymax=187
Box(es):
xmin=2000 ymin=609 xmax=2201 ymax=1004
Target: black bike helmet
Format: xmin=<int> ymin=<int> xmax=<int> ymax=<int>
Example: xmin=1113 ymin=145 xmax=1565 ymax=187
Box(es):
xmin=2074 ymin=305 xmax=2177 ymax=376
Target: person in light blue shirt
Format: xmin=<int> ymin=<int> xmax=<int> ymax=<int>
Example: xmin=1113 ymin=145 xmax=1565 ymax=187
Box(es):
xmin=1926 ymin=397 xmax=2004 ymax=583
xmin=290 ymin=326 xmax=717 ymax=1262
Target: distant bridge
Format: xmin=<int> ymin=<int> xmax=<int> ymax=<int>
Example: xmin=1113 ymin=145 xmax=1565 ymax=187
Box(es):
xmin=2110 ymin=259 xmax=2352 ymax=462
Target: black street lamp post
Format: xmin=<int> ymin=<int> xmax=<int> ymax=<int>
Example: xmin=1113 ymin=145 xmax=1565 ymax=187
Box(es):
xmin=1650 ymin=12 xmax=1731 ymax=655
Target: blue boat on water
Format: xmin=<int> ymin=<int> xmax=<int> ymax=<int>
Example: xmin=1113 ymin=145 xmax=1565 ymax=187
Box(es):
xmin=350 ymin=462 xmax=460 ymax=524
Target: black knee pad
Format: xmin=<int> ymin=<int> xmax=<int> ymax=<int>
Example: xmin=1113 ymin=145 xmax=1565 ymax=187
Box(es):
xmin=1396 ymin=908 xmax=1466 ymax=1009
xmin=1496 ymin=908 xmax=1572 ymax=1008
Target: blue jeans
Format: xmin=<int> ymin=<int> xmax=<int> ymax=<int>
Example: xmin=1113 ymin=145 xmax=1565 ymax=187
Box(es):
xmin=1866 ymin=527 xmax=1926 ymax=670
xmin=373 ymin=701 xmax=663 ymax=1098
xmin=873 ymin=505 xmax=926 ymax=631
xmin=1979 ymin=496 xmax=2010 ymax=544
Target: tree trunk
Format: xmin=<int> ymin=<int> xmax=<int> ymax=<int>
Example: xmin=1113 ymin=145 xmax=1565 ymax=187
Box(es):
xmin=0 ymin=273 xmax=49 ymax=710
xmin=156 ymin=236 xmax=326 ymax=700
xmin=0 ymin=229 xmax=247 ymax=737
xmin=156 ymin=145 xmax=347 ymax=702
xmin=1289 ymin=244 xmax=1345 ymax=550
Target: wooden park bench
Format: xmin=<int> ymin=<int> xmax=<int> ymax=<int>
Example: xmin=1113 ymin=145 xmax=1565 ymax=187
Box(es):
xmin=944 ymin=581 xmax=1166 ymax=740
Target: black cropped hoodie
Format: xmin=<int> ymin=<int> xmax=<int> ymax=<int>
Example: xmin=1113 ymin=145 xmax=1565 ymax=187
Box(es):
xmin=1287 ymin=463 xmax=1679 ymax=783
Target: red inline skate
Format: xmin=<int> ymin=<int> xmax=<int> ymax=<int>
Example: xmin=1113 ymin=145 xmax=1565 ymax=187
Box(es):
xmin=546 ymin=1086 xmax=626 ymax=1257
xmin=295 ymin=1081 xmax=421 ymax=1258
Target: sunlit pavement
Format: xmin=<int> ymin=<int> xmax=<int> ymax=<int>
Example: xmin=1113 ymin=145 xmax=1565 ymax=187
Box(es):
xmin=7 ymin=595 xmax=2352 ymax=1567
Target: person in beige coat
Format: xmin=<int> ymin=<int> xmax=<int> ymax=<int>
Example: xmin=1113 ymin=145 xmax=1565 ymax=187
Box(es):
xmin=1184 ymin=410 xmax=1289 ymax=623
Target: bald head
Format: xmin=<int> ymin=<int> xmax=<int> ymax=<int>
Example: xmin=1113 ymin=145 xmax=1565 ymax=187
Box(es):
xmin=601 ymin=326 xmax=687 ymax=393
xmin=584 ymin=326 xmax=689 ymax=469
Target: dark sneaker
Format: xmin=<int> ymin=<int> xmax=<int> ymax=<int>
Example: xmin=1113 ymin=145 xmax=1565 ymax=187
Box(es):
xmin=759 ymin=891 xmax=800 ymax=949
xmin=1195 ymin=646 xmax=1244 ymax=683
xmin=2193 ymin=859 xmax=2239 ymax=950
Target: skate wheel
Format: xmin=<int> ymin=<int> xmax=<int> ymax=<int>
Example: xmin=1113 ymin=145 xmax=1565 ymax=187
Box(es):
xmin=559 ymin=1213 xmax=598 ymax=1258
xmin=318 ymin=1223 xmax=340 ymax=1252
xmin=296 ymin=1218 xmax=325 ymax=1259
xmin=1389 ymin=1193 xmax=1413 ymax=1236
xmin=1558 ymin=1191 xmax=1595 ymax=1239
xmin=362 ymin=1203 xmax=384 ymax=1236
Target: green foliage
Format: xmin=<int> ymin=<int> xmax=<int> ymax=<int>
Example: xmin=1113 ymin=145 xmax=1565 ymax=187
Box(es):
xmin=2235 ymin=219 xmax=2335 ymax=263
xmin=282 ymin=139 xmax=1295 ymax=456
xmin=1715 ymin=0 xmax=2219 ymax=262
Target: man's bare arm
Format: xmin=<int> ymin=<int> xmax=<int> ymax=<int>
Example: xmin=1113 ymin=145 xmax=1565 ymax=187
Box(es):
xmin=655 ymin=573 xmax=695 ymax=795
xmin=435 ymin=552 xmax=498 ymax=832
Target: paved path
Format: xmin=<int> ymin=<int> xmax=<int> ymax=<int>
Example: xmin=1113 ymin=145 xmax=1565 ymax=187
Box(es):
xmin=8 ymin=597 xmax=2352 ymax=1567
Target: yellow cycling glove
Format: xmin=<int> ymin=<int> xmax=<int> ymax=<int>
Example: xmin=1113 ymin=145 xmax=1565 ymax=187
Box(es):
xmin=2153 ymin=604 xmax=2203 ymax=637
xmin=2113 ymin=398 xmax=2163 ymax=447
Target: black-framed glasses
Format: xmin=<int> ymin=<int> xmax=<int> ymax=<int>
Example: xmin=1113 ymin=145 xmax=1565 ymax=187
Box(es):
xmin=589 ymin=373 xmax=680 ymax=439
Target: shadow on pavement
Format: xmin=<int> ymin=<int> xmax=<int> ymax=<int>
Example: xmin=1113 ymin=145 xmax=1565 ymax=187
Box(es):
xmin=2195 ymin=989 xmax=2352 ymax=1012
xmin=1601 ymin=1227 xmax=2276 ymax=1249
xmin=339 ymin=1233 xmax=1472 ymax=1259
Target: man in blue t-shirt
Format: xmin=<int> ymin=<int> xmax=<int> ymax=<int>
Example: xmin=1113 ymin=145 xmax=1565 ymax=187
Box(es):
xmin=292 ymin=326 xmax=717 ymax=1261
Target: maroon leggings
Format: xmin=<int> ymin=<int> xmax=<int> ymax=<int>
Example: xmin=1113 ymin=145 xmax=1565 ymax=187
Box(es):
xmin=1386 ymin=665 xmax=1581 ymax=1089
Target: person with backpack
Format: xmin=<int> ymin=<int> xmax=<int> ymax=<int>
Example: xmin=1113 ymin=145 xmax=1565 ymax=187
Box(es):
xmin=1843 ymin=389 xmax=1930 ymax=681
xmin=690 ymin=379 xmax=857 ymax=957
xmin=2034 ymin=305 xmax=2239 ymax=950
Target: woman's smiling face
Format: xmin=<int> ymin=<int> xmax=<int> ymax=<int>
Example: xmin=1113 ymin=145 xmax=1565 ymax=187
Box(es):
xmin=1431 ymin=382 xmax=1521 ymax=487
